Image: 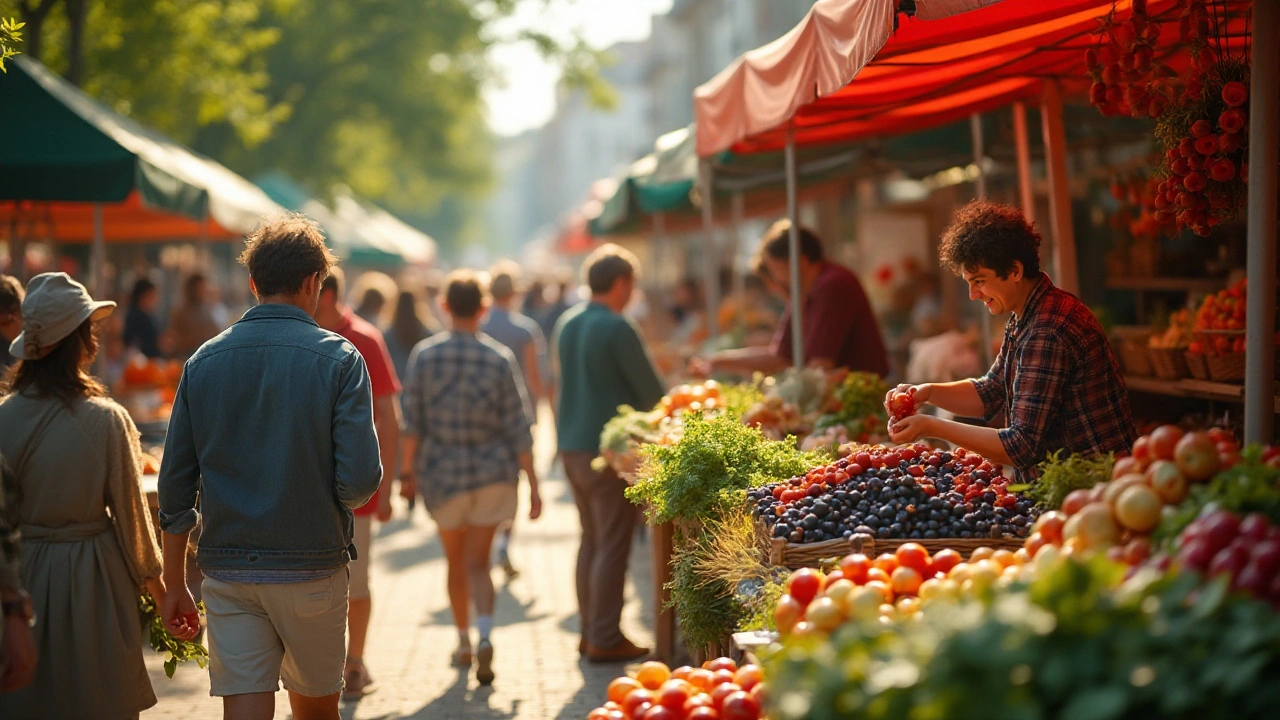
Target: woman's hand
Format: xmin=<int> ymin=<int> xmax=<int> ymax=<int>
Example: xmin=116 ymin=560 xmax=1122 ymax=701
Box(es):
xmin=889 ymin=414 xmax=936 ymax=444
xmin=398 ymin=473 xmax=417 ymax=502
xmin=144 ymin=577 xmax=167 ymax=613
xmin=528 ymin=479 xmax=543 ymax=521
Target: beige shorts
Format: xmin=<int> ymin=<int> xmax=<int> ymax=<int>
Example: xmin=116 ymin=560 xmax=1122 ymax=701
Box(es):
xmin=427 ymin=482 xmax=518 ymax=531
xmin=203 ymin=570 xmax=349 ymax=698
xmin=348 ymin=515 xmax=373 ymax=600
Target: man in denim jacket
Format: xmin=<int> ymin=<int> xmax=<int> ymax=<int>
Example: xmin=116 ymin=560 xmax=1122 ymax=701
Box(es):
xmin=158 ymin=214 xmax=382 ymax=720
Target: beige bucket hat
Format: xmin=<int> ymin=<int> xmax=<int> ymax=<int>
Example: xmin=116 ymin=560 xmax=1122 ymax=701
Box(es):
xmin=9 ymin=272 xmax=116 ymax=361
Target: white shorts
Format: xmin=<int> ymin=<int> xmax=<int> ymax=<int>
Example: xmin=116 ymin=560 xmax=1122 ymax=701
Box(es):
xmin=348 ymin=515 xmax=373 ymax=600
xmin=426 ymin=482 xmax=518 ymax=531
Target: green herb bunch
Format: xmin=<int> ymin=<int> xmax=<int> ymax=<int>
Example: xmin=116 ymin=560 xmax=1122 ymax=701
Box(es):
xmin=1156 ymin=444 xmax=1280 ymax=547
xmin=768 ymin=557 xmax=1280 ymax=720
xmin=626 ymin=413 xmax=819 ymax=525
xmin=599 ymin=405 xmax=658 ymax=455
xmin=139 ymin=593 xmax=209 ymax=678
xmin=1013 ymin=451 xmax=1115 ymax=510
xmin=815 ymin=372 xmax=889 ymax=434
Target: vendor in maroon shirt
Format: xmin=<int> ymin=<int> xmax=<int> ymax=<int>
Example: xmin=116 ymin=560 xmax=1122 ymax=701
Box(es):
xmin=694 ymin=219 xmax=890 ymax=376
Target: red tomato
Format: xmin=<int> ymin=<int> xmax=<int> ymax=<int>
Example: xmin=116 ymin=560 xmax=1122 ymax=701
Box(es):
xmin=930 ymin=548 xmax=962 ymax=576
xmin=687 ymin=707 xmax=719 ymax=720
xmin=894 ymin=543 xmax=930 ymax=573
xmin=822 ymin=569 xmax=846 ymax=587
xmin=623 ymin=690 xmax=656 ymax=719
xmin=838 ymin=554 xmax=871 ymax=584
xmin=711 ymin=683 xmax=744 ymax=710
xmin=786 ymin=568 xmax=822 ymax=606
xmin=657 ymin=681 xmax=691 ymax=711
xmin=733 ymin=665 xmax=763 ymax=693
xmin=641 ymin=706 xmax=679 ymax=720
xmin=720 ymin=691 xmax=762 ymax=720
xmin=684 ymin=694 xmax=714 ymax=713
xmin=705 ymin=657 xmax=738 ymax=674
xmin=854 ymin=452 xmax=873 ymax=469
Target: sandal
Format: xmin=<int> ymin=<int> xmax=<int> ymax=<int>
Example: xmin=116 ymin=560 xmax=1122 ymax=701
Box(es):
xmin=451 ymin=646 xmax=473 ymax=667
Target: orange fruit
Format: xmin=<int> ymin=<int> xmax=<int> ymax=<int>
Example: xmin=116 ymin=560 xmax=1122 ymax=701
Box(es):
xmin=636 ymin=661 xmax=672 ymax=690
xmin=607 ymin=676 xmax=643 ymax=704
xmin=866 ymin=567 xmax=892 ymax=585
xmin=687 ymin=668 xmax=715 ymax=692
xmin=894 ymin=543 xmax=930 ymax=573
xmin=873 ymin=553 xmax=900 ymax=574
xmin=891 ymin=566 xmax=923 ymax=597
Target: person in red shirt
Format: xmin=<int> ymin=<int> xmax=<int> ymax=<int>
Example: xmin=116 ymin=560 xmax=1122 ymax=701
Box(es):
xmin=694 ymin=219 xmax=890 ymax=376
xmin=315 ymin=267 xmax=401 ymax=699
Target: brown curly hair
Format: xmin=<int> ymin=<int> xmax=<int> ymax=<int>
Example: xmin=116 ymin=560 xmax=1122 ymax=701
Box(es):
xmin=239 ymin=214 xmax=336 ymax=297
xmin=938 ymin=200 xmax=1041 ymax=279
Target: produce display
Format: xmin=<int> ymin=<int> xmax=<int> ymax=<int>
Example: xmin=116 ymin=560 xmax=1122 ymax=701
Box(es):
xmin=1189 ymin=277 xmax=1249 ymax=355
xmin=590 ymin=658 xmax=766 ymax=720
xmin=752 ymin=445 xmax=1037 ymax=544
xmin=740 ymin=369 xmax=887 ymax=447
xmin=1148 ymin=306 xmax=1194 ymax=349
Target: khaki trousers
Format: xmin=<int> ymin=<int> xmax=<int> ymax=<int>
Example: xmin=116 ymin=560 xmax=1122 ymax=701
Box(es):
xmin=561 ymin=451 xmax=636 ymax=649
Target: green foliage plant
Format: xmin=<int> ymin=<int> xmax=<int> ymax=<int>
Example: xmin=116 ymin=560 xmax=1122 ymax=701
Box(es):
xmin=138 ymin=593 xmax=209 ymax=678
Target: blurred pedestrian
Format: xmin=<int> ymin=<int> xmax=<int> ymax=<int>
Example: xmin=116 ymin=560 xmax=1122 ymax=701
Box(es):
xmin=314 ymin=266 xmax=401 ymax=700
xmin=0 ymin=274 xmax=22 ymax=370
xmin=480 ymin=262 xmax=546 ymax=580
xmin=351 ymin=271 xmax=398 ymax=328
xmin=399 ymin=270 xmax=542 ymax=686
xmin=123 ymin=277 xmax=164 ymax=359
xmin=383 ymin=289 xmax=435 ymax=385
xmin=555 ymin=245 xmax=664 ymax=662
xmin=0 ymin=273 xmax=166 ymax=719
xmin=167 ymin=273 xmax=221 ymax=360
xmin=158 ymin=216 xmax=382 ymax=720
xmin=0 ymin=456 xmax=37 ymax=694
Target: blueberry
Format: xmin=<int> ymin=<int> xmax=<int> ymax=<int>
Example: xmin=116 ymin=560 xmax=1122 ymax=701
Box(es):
xmin=801 ymin=515 xmax=820 ymax=530
xmin=822 ymin=521 xmax=838 ymax=534
xmin=812 ymin=501 xmax=830 ymax=517
xmin=773 ymin=523 xmax=791 ymax=538
xmin=924 ymin=530 xmax=939 ymax=539
xmin=940 ymin=452 xmax=953 ymax=464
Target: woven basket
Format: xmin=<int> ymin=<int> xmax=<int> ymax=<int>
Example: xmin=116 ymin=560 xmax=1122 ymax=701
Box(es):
xmin=760 ymin=528 xmax=1025 ymax=570
xmin=1119 ymin=343 xmax=1154 ymax=376
xmin=1207 ymin=352 xmax=1246 ymax=382
xmin=1185 ymin=352 xmax=1211 ymax=380
xmin=1149 ymin=347 xmax=1190 ymax=380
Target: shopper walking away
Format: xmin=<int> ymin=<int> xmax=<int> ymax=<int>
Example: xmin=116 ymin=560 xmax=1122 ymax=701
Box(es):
xmin=0 ymin=455 xmax=37 ymax=694
xmin=123 ymin=277 xmax=164 ymax=359
xmin=384 ymin=289 xmax=436 ymax=384
xmin=0 ymin=274 xmax=23 ymax=370
xmin=158 ymin=215 xmax=382 ymax=720
xmin=314 ymin=266 xmax=401 ymax=699
xmin=554 ymin=244 xmax=664 ymax=662
xmin=0 ymin=272 xmax=167 ymax=719
xmin=399 ymin=270 xmax=542 ymax=686
xmin=480 ymin=261 xmax=546 ymax=581
xmin=167 ymin=273 xmax=221 ymax=361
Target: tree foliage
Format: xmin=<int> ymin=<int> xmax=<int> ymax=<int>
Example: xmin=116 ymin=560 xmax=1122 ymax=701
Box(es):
xmin=0 ymin=16 xmax=21 ymax=71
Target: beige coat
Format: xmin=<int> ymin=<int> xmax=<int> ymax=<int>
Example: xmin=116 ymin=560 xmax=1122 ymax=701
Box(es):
xmin=0 ymin=391 xmax=163 ymax=720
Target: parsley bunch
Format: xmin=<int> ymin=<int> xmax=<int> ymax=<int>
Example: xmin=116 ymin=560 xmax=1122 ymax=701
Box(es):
xmin=139 ymin=593 xmax=209 ymax=678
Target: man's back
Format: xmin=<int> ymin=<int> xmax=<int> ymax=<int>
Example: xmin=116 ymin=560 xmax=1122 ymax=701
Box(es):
xmin=482 ymin=307 xmax=543 ymax=381
xmin=158 ymin=303 xmax=382 ymax=573
xmin=555 ymin=302 xmax=664 ymax=453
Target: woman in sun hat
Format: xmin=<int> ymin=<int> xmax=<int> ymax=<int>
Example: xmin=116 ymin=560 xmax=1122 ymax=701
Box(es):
xmin=0 ymin=273 xmax=166 ymax=719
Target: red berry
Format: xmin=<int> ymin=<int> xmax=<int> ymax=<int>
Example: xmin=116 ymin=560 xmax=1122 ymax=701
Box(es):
xmin=1218 ymin=132 xmax=1242 ymax=154
xmin=1089 ymin=82 xmax=1107 ymax=105
xmin=1191 ymin=119 xmax=1212 ymax=138
xmin=1209 ymin=158 xmax=1236 ymax=183
xmin=1221 ymin=80 xmax=1248 ymax=108
xmin=1218 ymin=108 xmax=1246 ymax=134
xmin=1179 ymin=138 xmax=1197 ymax=157
xmin=1195 ymin=135 xmax=1219 ymax=156
xmin=1183 ymin=172 xmax=1206 ymax=192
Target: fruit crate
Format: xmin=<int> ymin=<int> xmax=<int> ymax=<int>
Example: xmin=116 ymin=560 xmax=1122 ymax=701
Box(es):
xmin=1119 ymin=343 xmax=1154 ymax=376
xmin=1207 ymin=352 xmax=1246 ymax=382
xmin=1149 ymin=347 xmax=1190 ymax=380
xmin=756 ymin=523 xmax=1024 ymax=570
xmin=1185 ymin=351 xmax=1211 ymax=380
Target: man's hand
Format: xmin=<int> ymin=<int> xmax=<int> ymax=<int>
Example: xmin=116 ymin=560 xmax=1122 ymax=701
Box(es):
xmin=398 ymin=474 xmax=417 ymax=502
xmin=885 ymin=383 xmax=932 ymax=414
xmin=376 ymin=487 xmax=393 ymax=522
xmin=0 ymin=613 xmax=37 ymax=691
xmin=161 ymin=584 xmax=201 ymax=642
xmin=889 ymin=413 xmax=937 ymax=444
xmin=528 ymin=486 xmax=543 ymax=521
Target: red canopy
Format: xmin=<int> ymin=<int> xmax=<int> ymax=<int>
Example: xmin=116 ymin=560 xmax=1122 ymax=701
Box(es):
xmin=695 ymin=0 xmax=1250 ymax=156
xmin=0 ymin=192 xmax=243 ymax=244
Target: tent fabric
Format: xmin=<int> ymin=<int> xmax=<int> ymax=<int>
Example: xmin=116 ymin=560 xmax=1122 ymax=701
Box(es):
xmin=0 ymin=194 xmax=242 ymax=244
xmin=695 ymin=0 xmax=1249 ymax=157
xmin=0 ymin=57 xmax=282 ymax=233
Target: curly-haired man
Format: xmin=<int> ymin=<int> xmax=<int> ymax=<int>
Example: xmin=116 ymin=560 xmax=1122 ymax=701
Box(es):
xmin=887 ymin=200 xmax=1136 ymax=478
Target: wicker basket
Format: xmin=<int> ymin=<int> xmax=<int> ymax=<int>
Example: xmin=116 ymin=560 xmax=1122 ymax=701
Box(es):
xmin=761 ymin=529 xmax=1025 ymax=570
xmin=1207 ymin=352 xmax=1246 ymax=382
xmin=1149 ymin=347 xmax=1190 ymax=380
xmin=1186 ymin=351 xmax=1211 ymax=380
xmin=1119 ymin=343 xmax=1154 ymax=376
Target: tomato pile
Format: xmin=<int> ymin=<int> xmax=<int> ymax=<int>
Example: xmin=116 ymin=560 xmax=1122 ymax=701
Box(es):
xmin=659 ymin=381 xmax=724 ymax=419
xmin=773 ymin=542 xmax=1037 ymax=636
xmin=590 ymin=658 xmax=765 ymax=720
xmin=751 ymin=445 xmax=1036 ymax=544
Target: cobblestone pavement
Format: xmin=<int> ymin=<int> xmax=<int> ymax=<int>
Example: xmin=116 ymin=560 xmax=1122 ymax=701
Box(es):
xmin=143 ymin=409 xmax=655 ymax=719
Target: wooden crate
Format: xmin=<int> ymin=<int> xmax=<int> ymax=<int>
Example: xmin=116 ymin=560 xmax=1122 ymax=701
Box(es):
xmin=758 ymin=523 xmax=1025 ymax=570
xmin=1149 ymin=347 xmax=1190 ymax=380
xmin=1207 ymin=352 xmax=1246 ymax=382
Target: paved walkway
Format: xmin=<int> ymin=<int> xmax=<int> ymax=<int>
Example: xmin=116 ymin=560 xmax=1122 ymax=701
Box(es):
xmin=143 ymin=410 xmax=654 ymax=719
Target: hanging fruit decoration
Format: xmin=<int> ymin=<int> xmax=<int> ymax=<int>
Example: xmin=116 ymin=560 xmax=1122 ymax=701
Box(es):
xmin=1086 ymin=0 xmax=1250 ymax=237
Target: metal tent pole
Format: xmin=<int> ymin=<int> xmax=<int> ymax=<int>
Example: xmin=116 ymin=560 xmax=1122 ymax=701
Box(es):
xmin=1245 ymin=1 xmax=1278 ymax=443
xmin=92 ymin=203 xmax=105 ymax=295
xmin=971 ymin=113 xmax=994 ymax=368
xmin=731 ymin=191 xmax=747 ymax=333
xmin=699 ymin=159 xmax=720 ymax=341
xmin=1040 ymin=80 xmax=1079 ymax=295
xmin=785 ymin=129 xmax=804 ymax=368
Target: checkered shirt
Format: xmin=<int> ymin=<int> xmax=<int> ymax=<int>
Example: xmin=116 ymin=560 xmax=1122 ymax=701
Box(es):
xmin=972 ymin=273 xmax=1137 ymax=478
xmin=402 ymin=331 xmax=534 ymax=508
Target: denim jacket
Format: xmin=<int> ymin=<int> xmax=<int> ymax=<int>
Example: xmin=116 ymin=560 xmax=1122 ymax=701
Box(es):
xmin=158 ymin=303 xmax=382 ymax=573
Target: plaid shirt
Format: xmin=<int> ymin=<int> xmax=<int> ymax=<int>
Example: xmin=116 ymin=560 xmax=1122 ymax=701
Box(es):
xmin=972 ymin=273 xmax=1136 ymax=478
xmin=402 ymin=331 xmax=533 ymax=508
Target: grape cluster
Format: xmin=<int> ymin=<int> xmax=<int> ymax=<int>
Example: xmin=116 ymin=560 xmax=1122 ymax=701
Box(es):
xmin=750 ymin=446 xmax=1038 ymax=544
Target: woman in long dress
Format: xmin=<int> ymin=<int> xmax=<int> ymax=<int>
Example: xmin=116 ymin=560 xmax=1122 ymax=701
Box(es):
xmin=0 ymin=273 xmax=166 ymax=720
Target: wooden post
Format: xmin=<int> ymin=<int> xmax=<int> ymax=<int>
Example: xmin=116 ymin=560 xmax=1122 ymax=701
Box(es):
xmin=651 ymin=521 xmax=676 ymax=663
xmin=1013 ymin=101 xmax=1035 ymax=222
xmin=1040 ymin=81 xmax=1079 ymax=295
xmin=1245 ymin=0 xmax=1278 ymax=443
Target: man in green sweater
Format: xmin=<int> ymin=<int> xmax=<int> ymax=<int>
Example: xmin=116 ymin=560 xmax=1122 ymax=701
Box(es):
xmin=554 ymin=244 xmax=664 ymax=663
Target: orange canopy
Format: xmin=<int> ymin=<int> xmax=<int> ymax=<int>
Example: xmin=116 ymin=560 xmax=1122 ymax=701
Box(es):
xmin=0 ymin=192 xmax=243 ymax=244
xmin=695 ymin=0 xmax=1250 ymax=156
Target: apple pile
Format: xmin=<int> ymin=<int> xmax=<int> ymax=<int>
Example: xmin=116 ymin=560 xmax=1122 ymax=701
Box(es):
xmin=1024 ymin=426 xmax=1238 ymax=563
xmin=773 ymin=543 xmax=1036 ymax=636
xmin=1189 ymin=278 xmax=1248 ymax=355
xmin=591 ymin=658 xmax=765 ymax=720
xmin=1168 ymin=509 xmax=1280 ymax=607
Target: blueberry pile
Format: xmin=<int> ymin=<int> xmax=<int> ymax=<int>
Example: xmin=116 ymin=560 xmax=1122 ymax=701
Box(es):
xmin=750 ymin=446 xmax=1039 ymax=544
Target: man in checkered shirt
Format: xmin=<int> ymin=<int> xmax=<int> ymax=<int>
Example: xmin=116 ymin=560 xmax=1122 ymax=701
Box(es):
xmin=398 ymin=270 xmax=541 ymax=686
xmin=888 ymin=200 xmax=1137 ymax=479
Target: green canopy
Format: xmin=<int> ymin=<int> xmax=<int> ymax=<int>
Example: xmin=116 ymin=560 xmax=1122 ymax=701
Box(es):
xmin=0 ymin=57 xmax=280 ymax=232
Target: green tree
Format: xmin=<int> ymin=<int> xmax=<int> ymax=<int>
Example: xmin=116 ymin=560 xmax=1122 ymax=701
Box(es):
xmin=0 ymin=16 xmax=21 ymax=71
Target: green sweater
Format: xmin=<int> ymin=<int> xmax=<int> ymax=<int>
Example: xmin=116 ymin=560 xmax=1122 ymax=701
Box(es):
xmin=554 ymin=302 xmax=665 ymax=453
